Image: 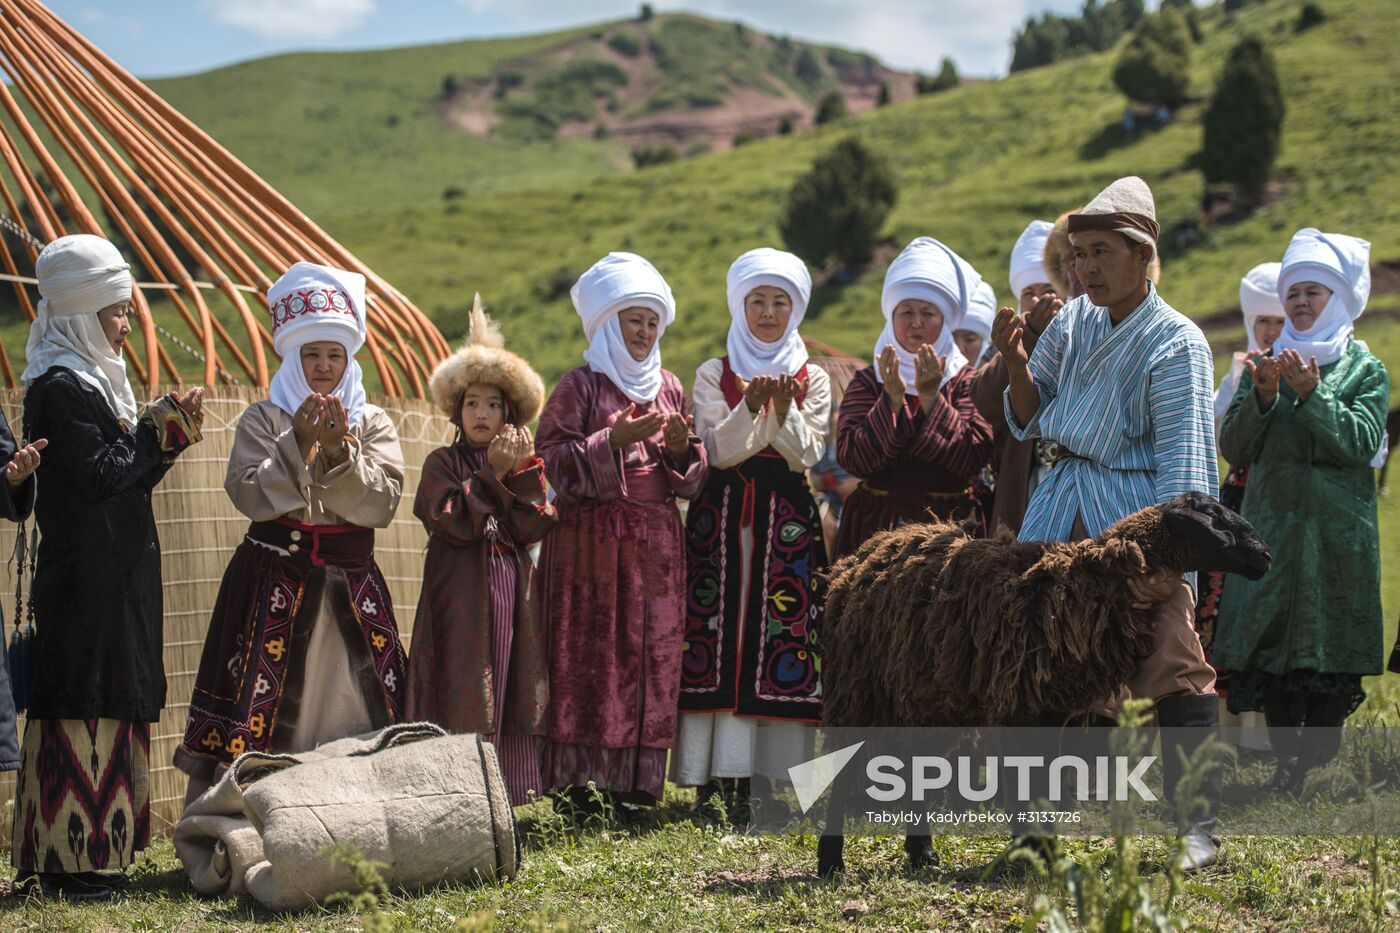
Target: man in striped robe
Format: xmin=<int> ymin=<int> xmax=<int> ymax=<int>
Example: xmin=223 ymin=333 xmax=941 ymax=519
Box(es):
xmin=993 ymin=176 xmax=1223 ymax=871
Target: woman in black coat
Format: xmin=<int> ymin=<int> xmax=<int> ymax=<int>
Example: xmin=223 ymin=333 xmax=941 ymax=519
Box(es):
xmin=11 ymin=234 xmax=203 ymax=900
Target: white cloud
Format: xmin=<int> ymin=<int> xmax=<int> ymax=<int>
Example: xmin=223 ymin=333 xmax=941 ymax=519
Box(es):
xmin=204 ymin=0 xmax=377 ymax=41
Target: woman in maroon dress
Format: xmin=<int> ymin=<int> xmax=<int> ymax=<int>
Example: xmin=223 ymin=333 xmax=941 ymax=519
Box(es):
xmin=834 ymin=237 xmax=994 ymax=558
xmin=536 ymin=252 xmax=707 ymax=812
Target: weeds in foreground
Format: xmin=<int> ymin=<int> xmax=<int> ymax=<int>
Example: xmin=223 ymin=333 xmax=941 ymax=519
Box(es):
xmin=1017 ymin=700 xmax=1224 ymax=932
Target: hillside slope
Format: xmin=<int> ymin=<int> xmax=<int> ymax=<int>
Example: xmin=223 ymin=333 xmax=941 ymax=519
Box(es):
xmin=300 ymin=0 xmax=1398 ymax=389
xmin=147 ymin=14 xmax=916 ymax=217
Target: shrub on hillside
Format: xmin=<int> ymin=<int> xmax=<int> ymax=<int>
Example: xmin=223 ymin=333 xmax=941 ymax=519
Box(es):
xmin=815 ymin=90 xmax=848 ymax=125
xmin=778 ymin=114 xmax=795 ymax=135
xmin=917 ymin=58 xmax=959 ymax=94
xmin=441 ymin=74 xmax=459 ymax=100
xmin=1010 ymin=0 xmax=1145 ymax=72
xmin=1296 ymin=2 xmax=1326 ymax=31
xmin=732 ymin=130 xmax=757 ymax=147
xmin=631 ymin=143 xmax=679 ymax=168
xmin=795 ymin=48 xmax=823 ymax=87
xmin=607 ymin=32 xmax=642 ymax=58
xmin=877 ymin=81 xmax=891 ymax=106
xmin=1201 ymin=35 xmax=1285 ymax=197
xmin=779 ymin=137 xmax=897 ymax=268
xmin=638 ymin=3 xmax=653 ymax=21
xmin=1112 ymin=7 xmax=1192 ymax=108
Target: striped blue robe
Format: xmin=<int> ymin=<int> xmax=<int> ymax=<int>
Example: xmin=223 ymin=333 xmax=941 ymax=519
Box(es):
xmin=1003 ymin=285 xmax=1217 ymax=561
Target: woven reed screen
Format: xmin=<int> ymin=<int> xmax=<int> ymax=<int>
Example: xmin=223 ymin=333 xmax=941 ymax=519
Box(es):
xmin=0 ymin=387 xmax=452 ymax=832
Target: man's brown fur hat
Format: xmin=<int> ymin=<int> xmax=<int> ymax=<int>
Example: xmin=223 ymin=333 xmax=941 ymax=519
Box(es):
xmin=429 ymin=294 xmax=545 ymax=425
xmin=1046 ymin=209 xmax=1161 ymax=297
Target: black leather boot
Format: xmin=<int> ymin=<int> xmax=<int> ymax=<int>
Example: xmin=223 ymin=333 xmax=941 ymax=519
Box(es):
xmin=1158 ymin=693 xmax=1222 ymax=872
xmin=1287 ymin=691 xmax=1353 ymax=796
xmin=1262 ymin=689 xmax=1301 ymax=793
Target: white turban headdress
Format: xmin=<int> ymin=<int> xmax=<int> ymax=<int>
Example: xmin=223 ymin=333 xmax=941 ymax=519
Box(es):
xmin=571 ymin=252 xmax=676 ymax=404
xmin=23 ymin=233 xmax=138 ymax=424
xmin=875 ymin=237 xmax=979 ymax=390
xmin=725 ymin=247 xmax=811 ymax=380
xmin=1274 ymin=228 xmax=1370 ymax=367
xmin=266 ymin=261 xmax=369 ymax=428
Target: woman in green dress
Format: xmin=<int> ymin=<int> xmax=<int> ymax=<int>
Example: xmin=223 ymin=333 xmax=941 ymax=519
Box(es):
xmin=1214 ymin=227 xmax=1390 ymax=794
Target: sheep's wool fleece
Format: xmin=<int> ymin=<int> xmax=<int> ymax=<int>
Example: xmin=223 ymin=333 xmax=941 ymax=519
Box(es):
xmin=874 ymin=237 xmax=977 ymax=389
xmin=1009 ymin=220 xmax=1053 ymax=298
xmin=172 ymin=724 xmax=517 ymax=910
xmin=429 ymin=294 xmax=546 ymax=423
xmin=266 ymin=261 xmax=369 ymax=428
xmin=572 ymin=251 xmax=676 ymax=403
xmin=724 ymin=247 xmax=811 ymax=380
xmin=1274 ymin=228 xmax=1372 ymax=366
xmin=22 ymin=233 xmax=138 ymax=424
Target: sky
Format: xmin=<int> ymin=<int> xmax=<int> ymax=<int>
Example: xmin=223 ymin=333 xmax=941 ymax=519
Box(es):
xmin=46 ymin=0 xmax=1088 ymax=80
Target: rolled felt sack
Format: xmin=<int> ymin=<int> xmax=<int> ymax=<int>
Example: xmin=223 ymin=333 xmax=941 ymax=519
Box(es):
xmin=175 ymin=723 xmax=518 ymax=910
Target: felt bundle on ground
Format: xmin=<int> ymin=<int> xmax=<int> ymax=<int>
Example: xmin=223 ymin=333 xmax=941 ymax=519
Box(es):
xmin=174 ymin=723 xmax=517 ymax=910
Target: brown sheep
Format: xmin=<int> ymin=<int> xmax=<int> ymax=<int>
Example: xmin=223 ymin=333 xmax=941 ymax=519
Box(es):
xmin=816 ymin=491 xmax=1271 ymax=877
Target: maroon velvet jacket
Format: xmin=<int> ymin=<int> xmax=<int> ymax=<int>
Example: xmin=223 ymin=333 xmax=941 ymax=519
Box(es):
xmin=832 ymin=364 xmax=993 ymax=556
xmin=408 ymin=445 xmax=557 ymax=736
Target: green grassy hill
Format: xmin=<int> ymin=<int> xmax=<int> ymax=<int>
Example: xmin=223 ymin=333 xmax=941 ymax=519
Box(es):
xmin=146 ymin=14 xmax=914 ymax=217
xmin=182 ymin=0 xmax=1392 ymax=389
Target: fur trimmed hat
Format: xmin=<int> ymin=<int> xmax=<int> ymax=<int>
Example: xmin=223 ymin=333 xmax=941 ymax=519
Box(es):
xmin=1046 ymin=208 xmax=1161 ymax=298
xmin=429 ymin=294 xmax=546 ymax=425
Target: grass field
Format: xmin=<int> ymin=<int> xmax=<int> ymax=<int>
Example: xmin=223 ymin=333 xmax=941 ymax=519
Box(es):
xmin=0 ymin=0 xmax=1396 ymax=929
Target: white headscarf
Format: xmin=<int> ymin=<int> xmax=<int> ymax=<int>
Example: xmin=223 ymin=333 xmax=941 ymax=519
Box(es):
xmin=1216 ymin=261 xmax=1286 ymax=428
xmin=1274 ymin=228 xmax=1370 ymax=367
xmin=1239 ymin=261 xmax=1283 ymax=353
xmin=875 ymin=237 xmax=977 ymax=390
xmin=725 ymin=247 xmax=811 ymax=380
xmin=572 ymin=252 xmax=676 ymax=404
xmin=1009 ymin=220 xmax=1053 ymax=298
xmin=266 ymin=261 xmax=369 ymax=428
xmin=22 ymin=234 xmax=139 ymax=424
xmin=961 ymin=280 xmax=998 ymax=363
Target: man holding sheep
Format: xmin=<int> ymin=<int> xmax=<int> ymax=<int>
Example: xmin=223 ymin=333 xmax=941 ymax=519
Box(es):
xmin=992 ymin=175 xmax=1223 ymax=871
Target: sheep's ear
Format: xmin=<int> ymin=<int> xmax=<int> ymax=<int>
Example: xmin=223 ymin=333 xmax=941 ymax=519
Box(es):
xmin=1102 ymin=538 xmax=1147 ymax=575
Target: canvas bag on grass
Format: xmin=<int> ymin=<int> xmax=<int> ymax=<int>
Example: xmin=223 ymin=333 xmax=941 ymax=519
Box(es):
xmin=174 ymin=723 xmax=517 ymax=910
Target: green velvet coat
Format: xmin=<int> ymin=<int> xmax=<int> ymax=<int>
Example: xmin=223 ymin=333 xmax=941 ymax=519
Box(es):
xmin=1213 ymin=341 xmax=1389 ymax=677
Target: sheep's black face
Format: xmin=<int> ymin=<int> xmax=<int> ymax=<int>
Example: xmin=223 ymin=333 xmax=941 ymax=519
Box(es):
xmin=1158 ymin=491 xmax=1272 ymax=579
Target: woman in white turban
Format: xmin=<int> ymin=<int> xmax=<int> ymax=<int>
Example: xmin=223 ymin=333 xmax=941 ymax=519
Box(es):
xmin=832 ymin=237 xmax=994 ymax=558
xmin=535 ymin=252 xmax=707 ymax=814
xmin=672 ymin=248 xmax=828 ymax=820
xmin=175 ymin=262 xmax=409 ymax=805
xmin=1215 ymin=228 xmax=1390 ymax=794
xmin=15 ymin=234 xmax=203 ymax=900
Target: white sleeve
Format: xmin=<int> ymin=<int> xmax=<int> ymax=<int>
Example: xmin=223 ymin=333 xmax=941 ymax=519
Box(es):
xmin=694 ymin=359 xmax=772 ymax=470
xmin=769 ymin=364 xmax=830 ymax=472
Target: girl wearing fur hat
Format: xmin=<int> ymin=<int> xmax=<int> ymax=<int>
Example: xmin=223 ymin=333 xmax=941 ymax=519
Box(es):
xmin=536 ymin=252 xmax=707 ymax=812
xmin=833 ymin=237 xmax=994 ymax=558
xmin=1215 ymin=229 xmax=1390 ymax=795
xmin=176 ymin=262 xmax=409 ymax=802
xmin=408 ymin=296 xmax=556 ymax=806
xmin=673 ymin=248 xmax=828 ymax=820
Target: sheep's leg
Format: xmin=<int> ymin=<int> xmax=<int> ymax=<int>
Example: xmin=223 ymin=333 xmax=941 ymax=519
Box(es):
xmin=817 ymin=753 xmax=860 ymax=878
xmin=904 ymin=829 xmax=938 ymax=872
